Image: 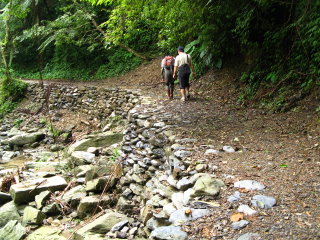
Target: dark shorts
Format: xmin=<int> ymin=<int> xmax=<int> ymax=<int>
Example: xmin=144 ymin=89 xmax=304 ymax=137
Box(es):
xmin=178 ymin=64 xmax=191 ymax=89
xmin=163 ymin=68 xmax=174 ymax=89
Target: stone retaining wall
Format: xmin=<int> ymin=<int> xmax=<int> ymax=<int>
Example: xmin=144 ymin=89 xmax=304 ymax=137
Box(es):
xmin=27 ymin=83 xmax=140 ymax=119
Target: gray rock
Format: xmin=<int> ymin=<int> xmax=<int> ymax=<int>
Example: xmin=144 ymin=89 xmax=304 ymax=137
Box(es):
xmin=149 ymin=134 xmax=167 ymax=147
xmin=31 ymin=151 xmax=55 ymax=162
xmin=146 ymin=217 xmax=162 ymax=231
xmin=169 ymin=207 xmax=210 ymax=225
xmin=237 ymin=233 xmax=261 ymax=240
xmin=1 ymin=151 xmax=15 ymax=162
xmin=195 ymin=164 xmax=207 ymax=172
xmin=10 ymin=176 xmax=67 ymax=204
xmin=68 ymin=133 xmax=123 ymax=153
xmin=171 ymin=192 xmax=185 ymax=209
xmin=71 ymin=151 xmax=95 ymax=164
xmin=24 ymin=161 xmax=67 ymax=170
xmin=0 ymin=191 xmax=12 ymax=204
xmin=5 ymin=132 xmax=45 ymax=146
xmin=0 ymin=201 xmax=20 ymax=228
xmin=129 ymin=183 xmax=143 ymax=195
xmin=204 ymin=149 xmax=219 ymax=155
xmin=237 ymin=204 xmax=257 ymax=216
xmin=116 ymin=197 xmax=134 ymax=212
xmin=85 ymin=176 xmax=115 ymax=192
xmin=163 ymin=203 xmax=177 ymax=216
xmin=77 ymin=195 xmax=111 ymax=218
xmin=22 ymin=206 xmax=46 ymax=225
xmin=35 ymin=190 xmax=51 ymax=209
xmin=227 ymin=191 xmax=241 ymax=203
xmin=167 ymin=175 xmax=177 ymax=188
xmin=222 ymin=146 xmax=235 ymax=153
xmin=60 ymin=185 xmax=86 ymax=203
xmin=50 ymin=145 xmax=62 ymax=152
xmin=234 ymin=180 xmax=265 ymax=191
xmin=177 ymin=177 xmax=193 ymax=191
xmin=74 ymin=211 xmax=133 ymax=239
xmin=174 ymin=150 xmax=191 ymax=159
xmin=25 ymin=226 xmax=66 ymax=240
xmin=42 ymin=203 xmax=60 ymax=216
xmin=150 ymin=226 xmax=188 ymax=240
xmin=191 ymin=175 xmax=225 ymax=197
xmin=111 ymin=220 xmax=129 ymax=232
xmin=251 ymin=195 xmax=276 ymax=209
xmin=175 ymin=138 xmax=197 ymax=144
xmin=0 ymin=220 xmax=26 ymax=240
xmin=232 ymin=220 xmax=250 ymax=230
xmin=152 ymin=148 xmax=165 ymax=158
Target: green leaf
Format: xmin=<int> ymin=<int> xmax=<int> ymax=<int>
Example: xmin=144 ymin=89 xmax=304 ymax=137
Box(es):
xmin=279 ymin=164 xmax=288 ymax=168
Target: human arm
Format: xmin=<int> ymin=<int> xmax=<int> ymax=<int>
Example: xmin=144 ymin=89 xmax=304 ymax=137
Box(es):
xmin=173 ymin=66 xmax=178 ymax=79
xmin=160 ymin=68 xmax=165 ymax=82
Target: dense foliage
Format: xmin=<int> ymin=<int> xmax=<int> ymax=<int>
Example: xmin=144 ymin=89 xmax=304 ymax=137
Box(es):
xmin=0 ymin=0 xmax=319 ymax=111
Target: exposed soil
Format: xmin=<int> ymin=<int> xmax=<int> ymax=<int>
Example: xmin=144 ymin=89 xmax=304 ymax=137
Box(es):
xmin=23 ymin=58 xmax=320 ymax=239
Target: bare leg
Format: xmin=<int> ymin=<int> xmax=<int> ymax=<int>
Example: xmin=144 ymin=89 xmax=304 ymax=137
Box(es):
xmin=180 ymin=88 xmax=186 ymax=101
xmin=167 ymin=89 xmax=171 ymax=99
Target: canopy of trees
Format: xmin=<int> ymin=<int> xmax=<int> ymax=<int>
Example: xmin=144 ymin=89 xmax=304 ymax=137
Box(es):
xmin=0 ymin=0 xmax=319 ymax=112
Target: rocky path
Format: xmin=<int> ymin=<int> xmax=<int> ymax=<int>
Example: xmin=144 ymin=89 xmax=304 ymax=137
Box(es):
xmin=0 ymin=59 xmax=319 ymax=240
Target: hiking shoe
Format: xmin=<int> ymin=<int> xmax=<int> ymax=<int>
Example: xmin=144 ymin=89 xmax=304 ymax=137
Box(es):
xmin=181 ymin=97 xmax=186 ymax=102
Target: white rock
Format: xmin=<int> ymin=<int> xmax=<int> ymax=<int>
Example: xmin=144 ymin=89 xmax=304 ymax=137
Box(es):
xmin=234 ymin=180 xmax=265 ymax=191
xmin=205 ymin=149 xmax=219 ymax=155
xmin=237 ymin=204 xmax=257 ymax=216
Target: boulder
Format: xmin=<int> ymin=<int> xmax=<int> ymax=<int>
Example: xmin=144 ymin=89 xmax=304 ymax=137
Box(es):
xmin=191 ymin=175 xmax=225 ymax=197
xmin=10 ymin=176 xmax=67 ymax=204
xmin=0 ymin=201 xmax=21 ymax=227
xmin=74 ymin=211 xmax=133 ymax=239
xmin=68 ymin=133 xmax=123 ymax=154
xmin=26 ymin=226 xmax=66 ymax=240
xmin=77 ymin=195 xmax=111 ymax=219
xmin=0 ymin=220 xmax=26 ymax=240
xmin=5 ymin=132 xmax=45 ymax=147
xmin=150 ymin=226 xmax=188 ymax=240
xmin=22 ymin=206 xmax=46 ymax=225
xmin=86 ymin=176 xmax=116 ymax=192
xmin=0 ymin=191 xmax=12 ymax=205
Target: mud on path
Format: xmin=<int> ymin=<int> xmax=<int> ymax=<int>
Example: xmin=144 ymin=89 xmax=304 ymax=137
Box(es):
xmin=24 ymin=59 xmax=320 ymax=239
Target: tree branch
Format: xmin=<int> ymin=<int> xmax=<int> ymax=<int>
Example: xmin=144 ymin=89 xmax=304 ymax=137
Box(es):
xmin=90 ymin=18 xmax=151 ymax=61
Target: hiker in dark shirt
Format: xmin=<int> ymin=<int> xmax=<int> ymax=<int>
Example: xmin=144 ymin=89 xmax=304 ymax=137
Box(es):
xmin=161 ymin=56 xmax=175 ymax=100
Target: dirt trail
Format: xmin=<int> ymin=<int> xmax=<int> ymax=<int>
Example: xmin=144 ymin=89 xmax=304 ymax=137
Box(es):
xmin=24 ymin=59 xmax=320 ymax=239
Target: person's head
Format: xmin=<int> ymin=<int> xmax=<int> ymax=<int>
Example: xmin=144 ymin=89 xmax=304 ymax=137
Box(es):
xmin=177 ymin=46 xmax=184 ymax=53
